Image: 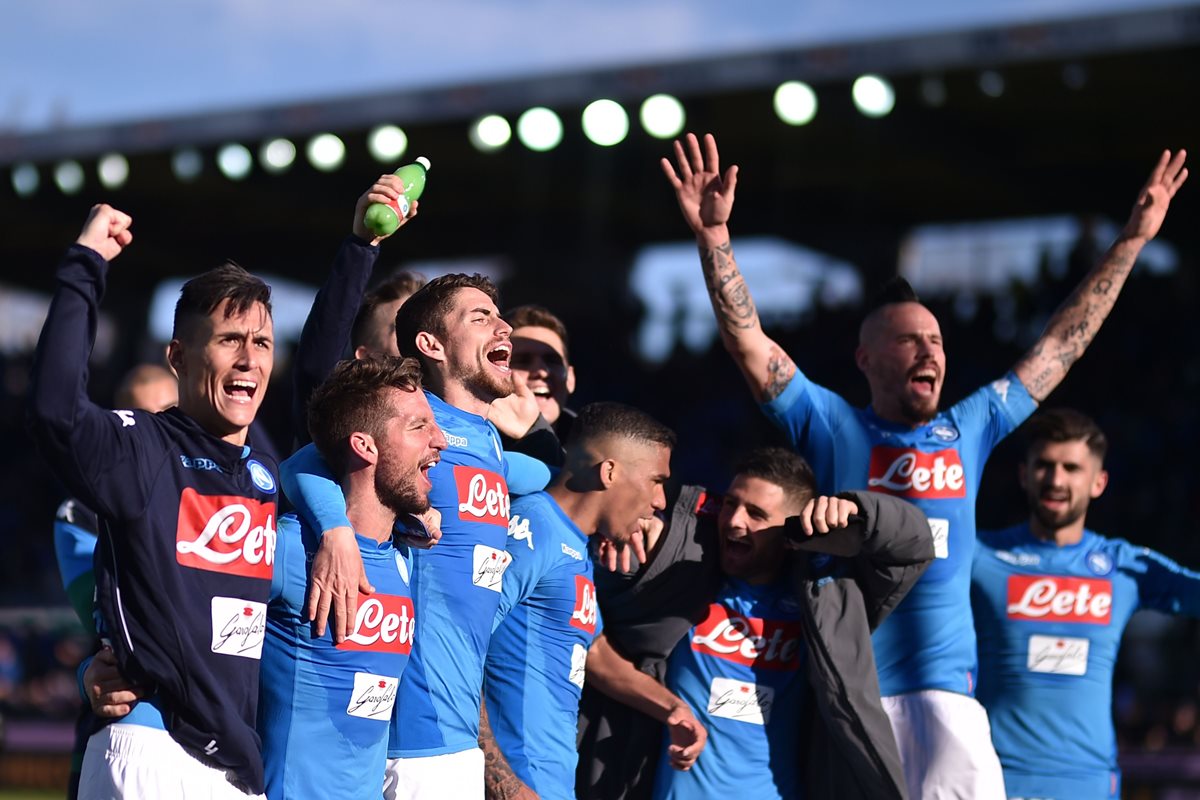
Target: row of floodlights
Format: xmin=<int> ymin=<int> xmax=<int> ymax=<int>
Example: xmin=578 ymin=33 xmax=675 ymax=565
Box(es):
xmin=7 ymin=76 xmax=915 ymax=196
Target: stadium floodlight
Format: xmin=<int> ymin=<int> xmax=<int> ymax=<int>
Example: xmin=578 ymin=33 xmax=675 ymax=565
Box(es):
xmin=260 ymin=138 xmax=297 ymax=174
xmin=307 ymin=133 xmax=346 ymax=172
xmin=773 ymin=81 xmax=818 ymax=126
xmin=469 ymin=115 xmax=512 ymax=152
xmin=581 ymin=99 xmax=629 ymax=147
xmin=920 ymin=76 xmax=947 ymax=107
xmin=11 ymin=163 xmax=39 ymax=197
xmin=979 ymin=70 xmax=1005 ymax=98
xmin=516 ymin=107 xmax=563 ymax=152
xmin=54 ymin=161 xmax=85 ymax=194
xmin=217 ymin=144 xmax=253 ymax=181
xmin=852 ymin=75 xmax=895 ymax=118
xmin=639 ymin=94 xmax=685 ymax=139
xmin=368 ymin=125 xmax=408 ymax=162
xmin=1062 ymin=63 xmax=1087 ymax=91
xmin=172 ymin=148 xmax=204 ymax=182
xmin=97 ymin=153 xmax=130 ymax=189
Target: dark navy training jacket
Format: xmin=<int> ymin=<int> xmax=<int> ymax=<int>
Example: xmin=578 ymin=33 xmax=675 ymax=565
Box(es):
xmin=28 ymin=244 xmax=278 ymax=793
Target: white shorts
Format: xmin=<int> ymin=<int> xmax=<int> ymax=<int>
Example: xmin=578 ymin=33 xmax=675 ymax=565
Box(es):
xmin=383 ymin=747 xmax=484 ymax=800
xmin=78 ymin=723 xmax=263 ymax=800
xmin=882 ymin=690 xmax=1007 ymax=800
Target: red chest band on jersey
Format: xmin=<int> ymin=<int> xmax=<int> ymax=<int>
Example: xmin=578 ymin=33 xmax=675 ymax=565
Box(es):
xmin=1006 ymin=575 xmax=1113 ymax=624
xmin=339 ymin=594 xmax=415 ymax=653
xmin=570 ymin=575 xmax=598 ymax=634
xmin=454 ymin=466 xmax=511 ymax=527
xmin=867 ymin=447 xmax=966 ymax=499
xmin=691 ymin=604 xmax=802 ymax=670
xmin=175 ymin=489 xmax=276 ymax=579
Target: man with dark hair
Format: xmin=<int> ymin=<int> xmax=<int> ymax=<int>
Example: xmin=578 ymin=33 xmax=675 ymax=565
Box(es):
xmin=504 ymin=304 xmax=576 ymax=437
xmin=480 ymin=402 xmax=674 ymax=799
xmin=258 ymin=356 xmax=444 ymax=800
xmin=580 ymin=445 xmax=933 ymax=799
xmin=972 ymin=409 xmax=1200 ymax=799
xmin=29 ymin=205 xmax=281 ymax=797
xmin=283 ymin=266 xmax=550 ymax=798
xmin=662 ymin=132 xmax=1187 ymax=797
xmin=350 ymin=271 xmax=428 ymax=360
xmin=488 ymin=303 xmax=579 ymax=468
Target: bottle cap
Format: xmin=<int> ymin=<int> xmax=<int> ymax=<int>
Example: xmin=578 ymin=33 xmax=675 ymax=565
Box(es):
xmin=415 ymin=156 xmax=431 ymax=171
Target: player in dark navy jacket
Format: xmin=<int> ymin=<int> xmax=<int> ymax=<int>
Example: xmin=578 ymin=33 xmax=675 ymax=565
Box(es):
xmin=973 ymin=409 xmax=1200 ymax=799
xmin=661 ymin=132 xmax=1188 ymax=798
xmin=29 ymin=204 xmax=282 ymax=797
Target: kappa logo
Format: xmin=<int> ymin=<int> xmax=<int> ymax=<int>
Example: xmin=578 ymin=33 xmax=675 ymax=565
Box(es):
xmin=175 ymin=489 xmax=276 ymax=580
xmin=560 ymin=543 xmax=583 ymax=561
xmin=867 ymin=447 xmax=966 ymax=499
xmin=992 ymin=378 xmax=1011 ymax=403
xmin=55 ymin=499 xmax=77 ymax=524
xmin=180 ymin=454 xmax=222 ymax=473
xmin=112 ymin=410 xmax=136 ymax=428
xmin=247 ymin=460 xmax=275 ymax=494
xmin=444 ymin=432 xmax=469 ymax=449
xmin=508 ymin=515 xmax=534 ymax=550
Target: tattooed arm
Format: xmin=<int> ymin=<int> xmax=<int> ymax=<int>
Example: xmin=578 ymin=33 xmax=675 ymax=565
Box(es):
xmin=661 ymin=132 xmax=797 ymax=403
xmin=479 ymin=694 xmax=538 ymax=800
xmin=1014 ymin=150 xmax=1188 ymax=401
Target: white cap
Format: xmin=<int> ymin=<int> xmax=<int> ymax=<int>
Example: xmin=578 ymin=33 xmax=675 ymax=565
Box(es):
xmin=416 ymin=156 xmax=431 ymax=171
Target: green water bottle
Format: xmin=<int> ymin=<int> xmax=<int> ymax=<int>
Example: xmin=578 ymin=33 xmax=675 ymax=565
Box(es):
xmin=363 ymin=156 xmax=430 ymax=237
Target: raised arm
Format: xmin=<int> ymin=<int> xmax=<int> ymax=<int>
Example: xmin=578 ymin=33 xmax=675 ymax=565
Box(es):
xmin=586 ymin=632 xmax=706 ymax=771
xmin=661 ymin=132 xmax=797 ymax=403
xmin=1014 ymin=150 xmax=1188 ymax=401
xmin=27 ymin=206 xmax=153 ymax=519
xmin=291 ymin=176 xmax=417 ymax=444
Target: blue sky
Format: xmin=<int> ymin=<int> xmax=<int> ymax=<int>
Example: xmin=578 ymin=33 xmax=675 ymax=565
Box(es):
xmin=0 ymin=0 xmax=1183 ymax=133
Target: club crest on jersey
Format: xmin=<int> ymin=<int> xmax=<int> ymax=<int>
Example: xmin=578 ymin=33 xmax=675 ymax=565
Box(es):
xmin=930 ymin=424 xmax=960 ymax=443
xmin=455 ymin=467 xmax=511 ymax=527
xmin=175 ymin=489 xmax=276 ymax=579
xmin=1006 ymin=575 xmax=1112 ymax=625
xmin=339 ymin=594 xmax=415 ymax=654
xmin=570 ymin=575 xmax=598 ymax=634
xmin=867 ymin=447 xmax=965 ymax=499
xmin=1086 ymin=550 xmax=1114 ymax=576
xmin=691 ymin=604 xmax=802 ymax=670
xmin=247 ymin=460 xmax=276 ymax=494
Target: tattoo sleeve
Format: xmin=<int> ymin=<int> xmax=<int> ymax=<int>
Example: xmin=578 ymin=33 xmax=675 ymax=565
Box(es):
xmin=763 ymin=345 xmax=798 ymax=402
xmin=1015 ymin=238 xmax=1141 ymax=401
xmin=699 ymin=241 xmax=760 ymax=337
xmin=480 ymin=697 xmax=530 ymax=800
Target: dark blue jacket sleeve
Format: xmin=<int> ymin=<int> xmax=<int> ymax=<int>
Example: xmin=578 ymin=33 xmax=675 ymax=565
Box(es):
xmin=291 ymin=235 xmax=380 ymax=445
xmin=27 ymin=245 xmax=156 ymax=521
